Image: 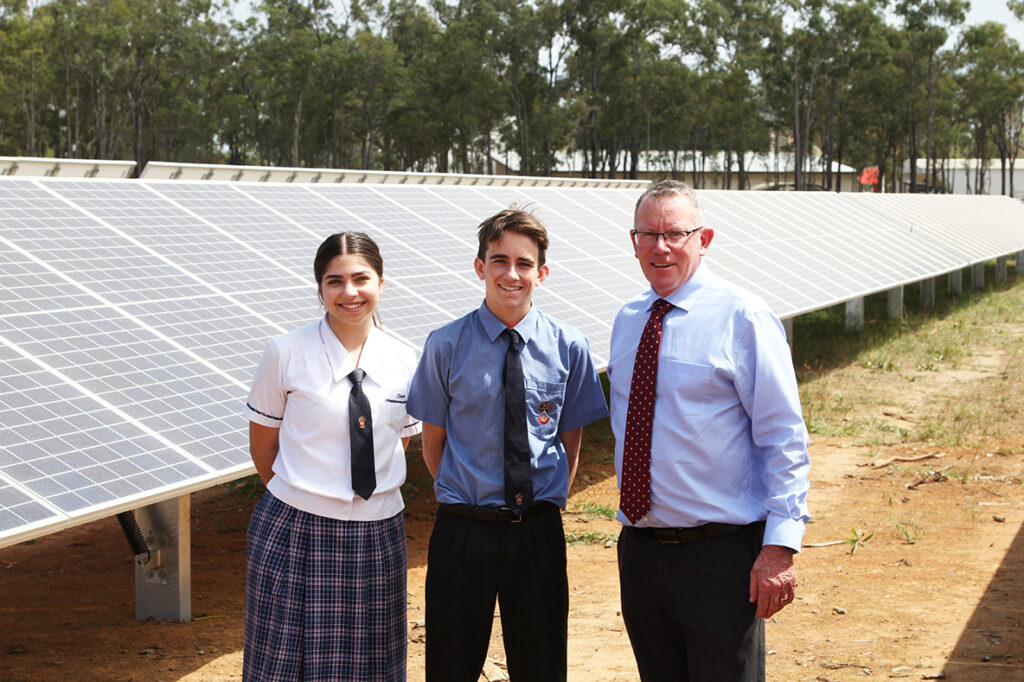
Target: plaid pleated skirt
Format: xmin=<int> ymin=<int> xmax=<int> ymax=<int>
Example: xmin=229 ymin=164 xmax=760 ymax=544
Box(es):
xmin=243 ymin=492 xmax=407 ymax=681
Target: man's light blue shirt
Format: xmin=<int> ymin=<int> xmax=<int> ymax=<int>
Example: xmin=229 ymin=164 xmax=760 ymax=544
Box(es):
xmin=408 ymin=302 xmax=609 ymax=507
xmin=607 ymin=264 xmax=811 ymax=550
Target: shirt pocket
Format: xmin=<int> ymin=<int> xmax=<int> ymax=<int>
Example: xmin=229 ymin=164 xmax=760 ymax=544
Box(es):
xmin=377 ymin=394 xmax=411 ymax=434
xmin=658 ymin=359 xmax=713 ymax=417
xmin=524 ymin=378 xmax=566 ymax=441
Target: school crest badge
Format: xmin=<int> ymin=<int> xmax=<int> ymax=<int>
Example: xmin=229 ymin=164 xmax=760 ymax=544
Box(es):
xmin=358 ymin=416 xmax=367 ymax=429
xmin=537 ymin=401 xmax=553 ymax=425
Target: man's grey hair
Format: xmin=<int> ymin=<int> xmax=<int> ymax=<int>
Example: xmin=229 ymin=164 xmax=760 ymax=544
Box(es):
xmin=634 ymin=180 xmax=705 ymax=224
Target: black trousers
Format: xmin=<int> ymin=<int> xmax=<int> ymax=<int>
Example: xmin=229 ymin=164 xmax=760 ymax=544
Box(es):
xmin=618 ymin=523 xmax=766 ymax=682
xmin=425 ymin=503 xmax=568 ymax=682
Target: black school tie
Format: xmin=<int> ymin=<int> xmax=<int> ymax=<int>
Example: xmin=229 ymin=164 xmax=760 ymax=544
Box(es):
xmin=348 ymin=368 xmax=376 ymax=500
xmin=502 ymin=329 xmax=533 ymax=510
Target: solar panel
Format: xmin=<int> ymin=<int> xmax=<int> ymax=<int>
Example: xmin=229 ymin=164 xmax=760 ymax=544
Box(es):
xmin=2 ymin=175 xmax=1024 ymax=547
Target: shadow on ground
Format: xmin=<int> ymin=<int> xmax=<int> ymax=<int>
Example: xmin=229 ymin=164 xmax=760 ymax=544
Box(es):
xmin=944 ymin=516 xmax=1024 ymax=679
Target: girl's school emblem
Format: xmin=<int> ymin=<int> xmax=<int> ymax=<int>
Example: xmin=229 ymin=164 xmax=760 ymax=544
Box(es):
xmin=358 ymin=416 xmax=367 ymax=429
xmin=537 ymin=401 xmax=553 ymax=425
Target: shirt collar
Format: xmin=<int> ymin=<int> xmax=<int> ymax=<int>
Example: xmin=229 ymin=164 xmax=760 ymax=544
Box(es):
xmin=318 ymin=316 xmax=389 ymax=384
xmin=477 ymin=300 xmax=540 ymax=344
xmin=644 ymin=262 xmax=711 ymax=313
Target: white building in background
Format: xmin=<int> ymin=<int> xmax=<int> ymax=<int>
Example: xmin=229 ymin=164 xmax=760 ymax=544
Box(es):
xmin=492 ymin=148 xmax=860 ymax=191
xmin=902 ymin=158 xmax=1024 ymax=198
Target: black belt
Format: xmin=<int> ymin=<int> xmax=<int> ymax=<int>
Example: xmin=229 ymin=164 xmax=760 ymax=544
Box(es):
xmin=629 ymin=520 xmax=762 ymax=544
xmin=438 ymin=502 xmax=556 ymax=523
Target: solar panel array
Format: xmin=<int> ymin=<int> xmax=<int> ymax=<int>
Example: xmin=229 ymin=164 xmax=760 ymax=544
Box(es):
xmin=2 ymin=177 xmax=1023 ymax=547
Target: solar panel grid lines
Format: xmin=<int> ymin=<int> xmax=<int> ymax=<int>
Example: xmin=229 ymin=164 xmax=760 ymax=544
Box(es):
xmin=0 ymin=471 xmax=64 ymax=540
xmin=0 ymin=332 xmax=221 ymax=522
xmin=848 ymin=193 xmax=1024 ymax=266
xmin=0 ymin=232 xmax=253 ymax=400
xmin=698 ymin=190 xmax=985 ymax=317
xmin=699 ymin=192 xmax=849 ymax=313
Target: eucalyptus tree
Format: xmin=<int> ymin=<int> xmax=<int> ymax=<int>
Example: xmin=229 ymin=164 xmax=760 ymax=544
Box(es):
xmin=956 ymin=21 xmax=1024 ymax=195
xmin=485 ymin=0 xmax=573 ymax=176
xmin=564 ymin=0 xmax=624 ymax=177
xmin=428 ymin=0 xmax=505 ymax=174
xmin=382 ymin=0 xmax=446 ymax=170
xmin=692 ymin=0 xmax=781 ymax=189
xmin=818 ymin=0 xmax=890 ymax=191
xmin=0 ymin=0 xmax=53 ymax=156
xmin=893 ymin=0 xmax=967 ymax=192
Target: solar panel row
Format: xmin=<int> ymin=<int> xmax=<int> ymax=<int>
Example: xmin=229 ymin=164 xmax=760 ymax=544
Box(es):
xmin=1 ymin=176 xmax=1022 ymax=547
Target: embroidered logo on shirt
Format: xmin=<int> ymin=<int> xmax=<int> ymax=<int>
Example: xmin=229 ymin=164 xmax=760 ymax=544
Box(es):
xmin=537 ymin=401 xmax=553 ymax=425
xmin=358 ymin=416 xmax=367 ymax=429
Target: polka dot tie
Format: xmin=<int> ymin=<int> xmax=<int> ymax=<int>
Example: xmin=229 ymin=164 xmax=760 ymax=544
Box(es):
xmin=619 ymin=298 xmax=673 ymax=524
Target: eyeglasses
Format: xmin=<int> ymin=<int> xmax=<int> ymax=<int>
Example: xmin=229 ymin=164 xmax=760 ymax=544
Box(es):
xmin=630 ymin=226 xmax=704 ymax=246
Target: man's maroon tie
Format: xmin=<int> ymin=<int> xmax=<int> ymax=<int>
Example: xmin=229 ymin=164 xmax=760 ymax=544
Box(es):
xmin=620 ymin=298 xmax=673 ymax=524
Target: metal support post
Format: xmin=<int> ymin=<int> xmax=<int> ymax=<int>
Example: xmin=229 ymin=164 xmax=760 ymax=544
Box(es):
xmin=948 ymin=269 xmax=962 ymax=295
xmin=920 ymin=278 xmax=935 ymax=308
xmin=845 ymin=298 xmax=864 ymax=333
xmin=972 ymin=262 xmax=985 ymax=289
xmin=134 ymin=495 xmax=191 ymax=621
xmin=887 ymin=286 xmax=904 ymax=320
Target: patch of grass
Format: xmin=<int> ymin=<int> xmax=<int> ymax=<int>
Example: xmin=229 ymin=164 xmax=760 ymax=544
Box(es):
xmin=574 ymin=501 xmax=616 ymax=520
xmin=916 ymin=402 xmax=982 ymax=447
xmin=565 ymin=530 xmax=618 ymax=546
xmin=888 ymin=515 xmax=921 ymax=544
xmin=793 ymin=274 xmax=1024 ymax=378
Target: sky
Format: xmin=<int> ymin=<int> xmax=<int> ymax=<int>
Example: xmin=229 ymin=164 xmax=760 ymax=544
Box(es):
xmin=957 ymin=0 xmax=1024 ymax=45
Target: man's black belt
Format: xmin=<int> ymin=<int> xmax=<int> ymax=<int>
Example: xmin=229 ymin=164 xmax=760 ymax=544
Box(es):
xmin=438 ymin=501 xmax=556 ymax=523
xmin=629 ymin=520 xmax=762 ymax=544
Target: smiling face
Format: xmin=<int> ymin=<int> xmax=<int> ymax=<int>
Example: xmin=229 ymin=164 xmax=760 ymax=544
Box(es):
xmin=475 ymin=230 xmax=549 ymax=327
xmin=319 ymin=253 xmax=383 ymax=338
xmin=633 ymin=194 xmax=714 ymax=297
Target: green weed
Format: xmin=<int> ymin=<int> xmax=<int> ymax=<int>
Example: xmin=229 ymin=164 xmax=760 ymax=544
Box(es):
xmin=574 ymin=501 xmax=616 ymax=520
xmin=845 ymin=527 xmax=874 ymax=554
xmin=565 ymin=530 xmax=618 ymax=546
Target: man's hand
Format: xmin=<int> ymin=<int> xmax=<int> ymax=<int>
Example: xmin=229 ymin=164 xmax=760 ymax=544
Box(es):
xmin=748 ymin=544 xmax=797 ymax=619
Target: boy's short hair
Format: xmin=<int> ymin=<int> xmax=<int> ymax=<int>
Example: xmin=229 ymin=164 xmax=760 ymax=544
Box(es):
xmin=476 ymin=209 xmax=549 ymax=267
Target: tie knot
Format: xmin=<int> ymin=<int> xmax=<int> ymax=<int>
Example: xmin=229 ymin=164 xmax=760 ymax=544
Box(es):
xmin=651 ymin=298 xmax=673 ymax=318
xmin=503 ymin=328 xmax=521 ymax=346
xmin=348 ymin=368 xmax=366 ymax=385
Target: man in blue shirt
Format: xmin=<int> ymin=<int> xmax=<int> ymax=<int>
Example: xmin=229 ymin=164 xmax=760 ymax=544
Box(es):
xmin=608 ymin=180 xmax=811 ymax=681
xmin=408 ymin=209 xmax=609 ymax=682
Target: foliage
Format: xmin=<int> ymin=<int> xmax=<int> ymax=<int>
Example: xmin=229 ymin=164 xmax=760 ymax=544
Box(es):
xmin=845 ymin=525 xmax=873 ymax=554
xmin=565 ymin=529 xmax=619 ymax=545
xmin=0 ymin=0 xmax=1021 ymax=190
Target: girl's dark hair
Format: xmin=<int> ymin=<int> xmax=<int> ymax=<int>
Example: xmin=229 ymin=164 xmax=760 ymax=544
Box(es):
xmin=314 ymin=232 xmax=384 ymax=327
xmin=314 ymin=232 xmax=384 ymax=283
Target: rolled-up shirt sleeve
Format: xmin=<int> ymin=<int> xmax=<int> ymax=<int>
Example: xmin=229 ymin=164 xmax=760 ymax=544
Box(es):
xmin=736 ymin=310 xmax=811 ymax=551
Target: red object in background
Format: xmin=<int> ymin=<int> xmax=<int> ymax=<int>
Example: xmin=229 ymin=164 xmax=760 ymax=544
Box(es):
xmin=859 ymin=166 xmax=879 ymax=185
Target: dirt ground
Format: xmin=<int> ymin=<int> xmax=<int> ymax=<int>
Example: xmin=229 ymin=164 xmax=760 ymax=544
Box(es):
xmin=2 ymin=304 xmax=1023 ymax=681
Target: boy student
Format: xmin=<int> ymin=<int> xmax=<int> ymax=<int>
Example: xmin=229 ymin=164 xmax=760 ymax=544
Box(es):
xmin=407 ymin=209 xmax=608 ymax=682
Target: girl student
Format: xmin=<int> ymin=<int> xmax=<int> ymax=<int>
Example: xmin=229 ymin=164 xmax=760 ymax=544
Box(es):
xmin=243 ymin=232 xmax=421 ymax=681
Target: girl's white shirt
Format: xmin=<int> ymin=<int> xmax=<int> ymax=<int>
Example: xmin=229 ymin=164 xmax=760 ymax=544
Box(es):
xmin=246 ymin=317 xmax=421 ymax=521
